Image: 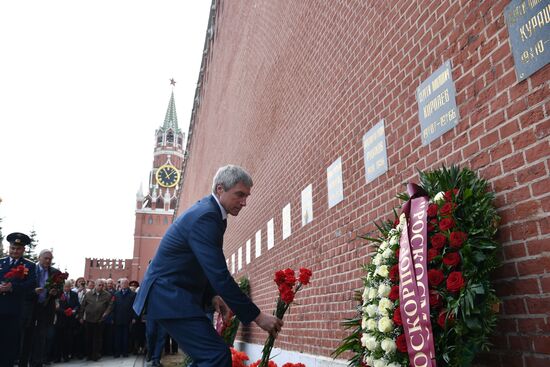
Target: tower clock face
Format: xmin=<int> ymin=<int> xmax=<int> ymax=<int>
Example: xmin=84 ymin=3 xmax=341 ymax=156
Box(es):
xmin=156 ymin=164 xmax=180 ymax=188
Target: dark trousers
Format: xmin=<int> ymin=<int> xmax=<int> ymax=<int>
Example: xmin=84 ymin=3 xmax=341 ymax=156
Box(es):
xmin=84 ymin=322 xmax=104 ymax=360
xmin=146 ymin=319 xmax=166 ymax=363
xmin=102 ymin=322 xmax=114 ymax=356
xmin=19 ymin=324 xmax=34 ymax=367
xmin=158 ymin=317 xmax=230 ymax=367
xmin=164 ymin=335 xmax=178 ymax=354
xmin=30 ymin=321 xmax=52 ymax=367
xmin=114 ymin=324 xmax=130 ymax=357
xmin=53 ymin=326 xmax=73 ymax=361
xmin=72 ymin=322 xmax=85 ymax=358
xmin=0 ymin=314 xmax=21 ymax=367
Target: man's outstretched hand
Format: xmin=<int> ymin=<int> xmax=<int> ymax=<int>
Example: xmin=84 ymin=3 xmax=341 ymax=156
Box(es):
xmin=254 ymin=312 xmax=284 ymax=338
xmin=212 ymin=295 xmax=232 ymax=323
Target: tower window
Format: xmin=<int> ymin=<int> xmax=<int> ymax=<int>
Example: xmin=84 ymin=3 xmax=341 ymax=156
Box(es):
xmin=157 ymin=135 xmax=163 ymax=144
xmin=148 ymin=216 xmax=153 ymax=225
xmin=167 ymin=131 xmax=174 ymax=143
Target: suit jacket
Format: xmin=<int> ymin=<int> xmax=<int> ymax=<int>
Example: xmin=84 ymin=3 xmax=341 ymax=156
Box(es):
xmin=33 ymin=266 xmax=61 ymax=325
xmin=0 ymin=256 xmax=37 ymax=317
xmin=112 ymin=289 xmax=137 ymax=325
xmin=55 ymin=290 xmax=79 ymax=328
xmin=133 ymin=195 xmax=260 ymax=324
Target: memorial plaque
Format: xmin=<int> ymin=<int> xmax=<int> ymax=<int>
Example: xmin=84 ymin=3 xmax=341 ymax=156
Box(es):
xmin=327 ymin=157 xmax=344 ymax=208
xmin=255 ymin=230 xmax=262 ymax=258
xmin=282 ymin=204 xmax=291 ymax=239
xmin=301 ymin=184 xmax=313 ymax=226
xmin=505 ymin=0 xmax=550 ymax=82
xmin=363 ymin=119 xmax=389 ymax=183
xmin=416 ymin=61 xmax=460 ymax=146
xmin=237 ymin=246 xmax=242 ymax=270
xmin=267 ymin=218 xmax=275 ymax=250
xmin=246 ymin=239 xmax=251 ymax=264
xmin=231 ymin=253 xmax=235 ymax=274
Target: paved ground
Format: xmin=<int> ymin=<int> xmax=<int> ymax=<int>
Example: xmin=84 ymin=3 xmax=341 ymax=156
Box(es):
xmin=50 ymin=355 xmax=144 ymax=367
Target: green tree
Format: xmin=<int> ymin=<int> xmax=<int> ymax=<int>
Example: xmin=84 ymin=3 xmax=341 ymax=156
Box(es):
xmin=25 ymin=229 xmax=39 ymax=262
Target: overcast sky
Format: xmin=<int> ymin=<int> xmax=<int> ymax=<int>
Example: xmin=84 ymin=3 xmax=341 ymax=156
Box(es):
xmin=0 ymin=1 xmax=212 ymax=277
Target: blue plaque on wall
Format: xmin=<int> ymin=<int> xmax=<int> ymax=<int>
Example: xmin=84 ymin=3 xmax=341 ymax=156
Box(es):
xmin=505 ymin=0 xmax=550 ymax=82
xmin=416 ymin=61 xmax=460 ymax=146
xmin=362 ymin=119 xmax=388 ymax=184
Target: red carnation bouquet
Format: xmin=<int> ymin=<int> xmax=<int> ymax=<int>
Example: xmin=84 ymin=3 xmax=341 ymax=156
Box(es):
xmin=3 ymin=265 xmax=29 ymax=281
xmin=257 ymin=267 xmax=312 ymax=367
xmin=45 ymin=271 xmax=69 ymax=296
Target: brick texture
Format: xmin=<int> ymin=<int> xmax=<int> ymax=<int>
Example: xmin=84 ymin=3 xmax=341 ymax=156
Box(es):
xmin=177 ymin=0 xmax=550 ymax=365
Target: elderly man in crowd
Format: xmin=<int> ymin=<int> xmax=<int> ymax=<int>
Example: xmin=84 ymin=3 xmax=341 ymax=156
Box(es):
xmin=78 ymin=278 xmax=113 ymax=361
xmin=112 ymin=278 xmax=136 ymax=358
xmin=54 ymin=281 xmax=79 ymax=362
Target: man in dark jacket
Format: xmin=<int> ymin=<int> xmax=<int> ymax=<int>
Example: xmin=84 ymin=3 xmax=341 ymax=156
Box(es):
xmin=112 ymin=278 xmax=136 ymax=358
xmin=0 ymin=232 xmax=37 ymax=367
xmin=54 ymin=281 xmax=79 ymax=362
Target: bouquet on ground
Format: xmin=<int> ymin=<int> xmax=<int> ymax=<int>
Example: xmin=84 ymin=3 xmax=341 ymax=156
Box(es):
xmin=334 ymin=166 xmax=500 ymax=367
xmin=256 ymin=267 xmax=312 ymax=367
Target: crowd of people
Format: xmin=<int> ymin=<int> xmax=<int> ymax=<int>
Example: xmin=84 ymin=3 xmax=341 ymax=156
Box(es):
xmin=0 ymin=233 xmax=177 ymax=367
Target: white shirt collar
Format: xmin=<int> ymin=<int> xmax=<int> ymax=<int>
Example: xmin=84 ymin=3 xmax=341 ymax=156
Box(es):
xmin=212 ymin=194 xmax=227 ymax=220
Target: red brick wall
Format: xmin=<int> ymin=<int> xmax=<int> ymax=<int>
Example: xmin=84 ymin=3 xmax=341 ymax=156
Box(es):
xmin=83 ymin=258 xmax=131 ymax=282
xmin=178 ymin=0 xmax=549 ymax=365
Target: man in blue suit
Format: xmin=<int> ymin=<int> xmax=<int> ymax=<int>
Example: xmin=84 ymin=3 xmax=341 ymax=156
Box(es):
xmin=134 ymin=165 xmax=283 ymax=366
xmin=0 ymin=232 xmax=37 ymax=367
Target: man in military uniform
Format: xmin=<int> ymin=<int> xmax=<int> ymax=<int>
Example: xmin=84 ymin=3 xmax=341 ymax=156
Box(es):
xmin=0 ymin=232 xmax=37 ymax=367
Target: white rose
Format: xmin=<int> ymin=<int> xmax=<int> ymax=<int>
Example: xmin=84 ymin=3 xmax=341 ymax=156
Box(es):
xmin=367 ymin=318 xmax=377 ymax=331
xmin=369 ymin=287 xmax=378 ymax=300
xmin=361 ymin=316 xmax=369 ymax=329
xmin=434 ymin=191 xmax=445 ymax=203
xmin=360 ymin=333 xmax=369 ymax=348
xmin=365 ymin=336 xmax=379 ymax=351
xmin=373 ymin=253 xmax=383 ymax=266
xmin=382 ymin=248 xmax=393 ymax=259
xmin=381 ymin=338 xmax=397 ymax=353
xmin=387 ymin=363 xmax=401 ymax=367
xmin=373 ymin=359 xmax=388 ymax=367
xmin=365 ymin=355 xmax=375 ymax=366
xmin=378 ymin=297 xmax=393 ymax=315
xmin=366 ymin=304 xmax=378 ymax=317
xmin=378 ymin=283 xmax=391 ymax=298
xmin=389 ymin=235 xmax=399 ymax=246
xmin=377 ymin=265 xmax=389 ymax=278
xmin=378 ymin=316 xmax=394 ymax=333
xmin=379 ymin=240 xmax=389 ymax=250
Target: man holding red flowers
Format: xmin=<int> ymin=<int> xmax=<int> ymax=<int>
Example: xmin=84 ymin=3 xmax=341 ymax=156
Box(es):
xmin=133 ymin=165 xmax=283 ymax=367
xmin=0 ymin=232 xmax=37 ymax=367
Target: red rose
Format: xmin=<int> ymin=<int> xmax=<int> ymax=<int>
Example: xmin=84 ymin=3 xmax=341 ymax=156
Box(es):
xmin=428 ymin=269 xmax=445 ymax=287
xmin=283 ymin=268 xmax=296 ymax=286
xmin=429 ymin=290 xmax=442 ymax=309
xmin=274 ymin=270 xmax=286 ymax=286
xmin=446 ymin=271 xmax=465 ymax=292
xmin=298 ymin=268 xmax=312 ymax=285
xmin=443 ymin=252 xmax=461 ymax=267
xmin=438 ymin=310 xmax=455 ymax=328
xmin=389 ymin=285 xmax=400 ymax=301
xmin=389 ymin=265 xmax=399 ymax=282
xmin=449 ymin=231 xmax=467 ymax=248
xmin=396 ymin=334 xmax=408 ymax=353
xmin=444 ymin=188 xmax=459 ymax=202
xmin=395 ymin=248 xmax=400 ymax=259
xmin=439 ymin=218 xmax=455 ymax=231
xmin=393 ymin=307 xmax=402 ymax=326
xmin=427 ymin=222 xmax=436 ymax=232
xmin=439 ymin=202 xmax=455 ymax=216
xmin=427 ymin=204 xmax=438 ymax=217
xmin=430 ymin=233 xmax=446 ymax=250
xmin=428 ymin=248 xmax=440 ymax=262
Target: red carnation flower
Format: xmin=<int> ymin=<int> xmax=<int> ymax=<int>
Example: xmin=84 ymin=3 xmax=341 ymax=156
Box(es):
xmin=439 ymin=202 xmax=455 ymax=216
xmin=283 ymin=268 xmax=296 ymax=286
xmin=446 ymin=271 xmax=465 ymax=292
xmin=393 ymin=307 xmax=403 ymax=326
xmin=389 ymin=285 xmax=400 ymax=301
xmin=439 ymin=217 xmax=455 ymax=231
xmin=280 ymin=288 xmax=295 ymax=304
xmin=429 ymin=290 xmax=442 ymax=309
xmin=427 ymin=204 xmax=438 ymax=217
xmin=298 ymin=268 xmax=312 ymax=285
xmin=274 ymin=270 xmax=286 ymax=286
xmin=428 ymin=248 xmax=440 ymax=262
xmin=428 ymin=269 xmax=445 ymax=287
xmin=430 ymin=233 xmax=446 ymax=250
xmin=394 ymin=218 xmax=400 ymax=227
xmin=389 ymin=265 xmax=399 ymax=282
xmin=64 ymin=307 xmax=73 ymax=317
xmin=444 ymin=188 xmax=459 ymax=202
xmin=396 ymin=334 xmax=408 ymax=353
xmin=449 ymin=231 xmax=467 ymax=248
xmin=443 ymin=252 xmax=461 ymax=267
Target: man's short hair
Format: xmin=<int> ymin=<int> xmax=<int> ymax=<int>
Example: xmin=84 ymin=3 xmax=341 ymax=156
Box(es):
xmin=212 ymin=165 xmax=253 ymax=193
xmin=39 ymin=249 xmax=53 ymax=258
